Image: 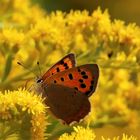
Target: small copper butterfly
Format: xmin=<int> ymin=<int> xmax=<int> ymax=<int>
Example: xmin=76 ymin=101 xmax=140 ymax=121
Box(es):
xmin=36 ymin=53 xmax=99 ymax=124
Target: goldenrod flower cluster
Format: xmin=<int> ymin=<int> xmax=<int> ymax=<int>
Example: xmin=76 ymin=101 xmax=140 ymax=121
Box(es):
xmin=102 ymin=134 xmax=137 ymax=140
xmin=59 ymin=126 xmax=96 ymax=140
xmin=0 ymin=89 xmax=47 ymax=140
xmin=0 ymin=0 xmax=140 ymax=139
xmin=59 ymin=126 xmax=137 ymax=140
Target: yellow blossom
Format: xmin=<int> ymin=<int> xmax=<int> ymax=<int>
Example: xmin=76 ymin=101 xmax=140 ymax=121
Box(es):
xmin=102 ymin=134 xmax=137 ymax=140
xmin=92 ymin=7 xmax=112 ymax=41
xmin=0 ymin=88 xmax=47 ymax=140
xmin=59 ymin=126 xmax=96 ymax=140
xmin=67 ymin=10 xmax=92 ymax=28
xmin=1 ymin=28 xmax=25 ymax=47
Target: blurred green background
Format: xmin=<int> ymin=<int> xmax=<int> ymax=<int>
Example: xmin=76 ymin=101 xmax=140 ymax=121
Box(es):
xmin=33 ymin=0 xmax=140 ymax=25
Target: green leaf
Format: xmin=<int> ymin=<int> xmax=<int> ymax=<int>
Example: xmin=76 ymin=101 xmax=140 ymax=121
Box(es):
xmin=2 ymin=54 xmax=13 ymax=82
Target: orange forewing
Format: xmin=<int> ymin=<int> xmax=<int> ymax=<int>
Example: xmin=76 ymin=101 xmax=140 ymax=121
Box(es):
xmin=41 ymin=53 xmax=76 ymax=81
xmin=42 ymin=64 xmax=99 ymax=97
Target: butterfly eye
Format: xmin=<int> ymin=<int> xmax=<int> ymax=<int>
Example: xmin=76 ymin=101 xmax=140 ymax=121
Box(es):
xmin=37 ymin=79 xmax=43 ymax=83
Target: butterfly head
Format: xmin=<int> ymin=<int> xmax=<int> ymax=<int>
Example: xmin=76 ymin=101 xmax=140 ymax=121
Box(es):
xmin=36 ymin=78 xmax=43 ymax=84
xmin=35 ymin=78 xmax=48 ymax=97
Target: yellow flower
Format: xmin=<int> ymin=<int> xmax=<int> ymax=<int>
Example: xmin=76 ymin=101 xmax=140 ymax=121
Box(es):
xmin=75 ymin=33 xmax=88 ymax=52
xmin=110 ymin=95 xmax=130 ymax=116
xmin=1 ymin=28 xmax=25 ymax=47
xmin=122 ymin=134 xmax=137 ymax=140
xmin=67 ymin=10 xmax=92 ymax=28
xmin=102 ymin=134 xmax=137 ymax=140
xmin=59 ymin=127 xmax=137 ymax=140
xmin=112 ymin=69 xmax=132 ymax=90
xmin=0 ymin=88 xmax=47 ymax=140
xmin=112 ymin=20 xmax=140 ymax=55
xmin=92 ymin=7 xmax=112 ymax=41
xmin=28 ymin=14 xmax=70 ymax=51
xmin=59 ymin=126 xmax=96 ymax=140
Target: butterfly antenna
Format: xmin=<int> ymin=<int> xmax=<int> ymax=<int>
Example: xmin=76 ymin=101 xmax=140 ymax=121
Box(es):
xmin=17 ymin=62 xmax=38 ymax=77
xmin=37 ymin=61 xmax=42 ymax=77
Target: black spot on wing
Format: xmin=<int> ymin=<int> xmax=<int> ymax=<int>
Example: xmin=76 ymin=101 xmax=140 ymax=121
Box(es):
xmin=65 ymin=66 xmax=69 ymax=69
xmin=54 ymin=80 xmax=57 ymax=83
xmin=85 ymin=80 xmax=95 ymax=96
xmin=79 ymin=79 xmax=83 ymax=83
xmin=81 ymin=83 xmax=86 ymax=88
xmin=68 ymin=73 xmax=73 ymax=80
xmin=56 ymin=67 xmax=60 ymax=72
xmin=64 ymin=63 xmax=68 ymax=67
xmin=82 ymin=75 xmax=88 ymax=79
xmin=64 ymin=63 xmax=69 ymax=69
xmin=61 ymin=77 xmax=64 ymax=81
xmin=78 ymin=68 xmax=81 ymax=72
xmin=60 ymin=60 xmax=64 ymax=64
xmin=81 ymin=71 xmax=86 ymax=75
xmin=90 ymin=85 xmax=93 ymax=90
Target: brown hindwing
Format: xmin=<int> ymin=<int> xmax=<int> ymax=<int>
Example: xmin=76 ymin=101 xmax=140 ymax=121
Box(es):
xmin=44 ymin=84 xmax=90 ymax=124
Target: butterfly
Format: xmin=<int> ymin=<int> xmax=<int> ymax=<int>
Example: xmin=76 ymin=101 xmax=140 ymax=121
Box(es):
xmin=37 ymin=53 xmax=99 ymax=125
